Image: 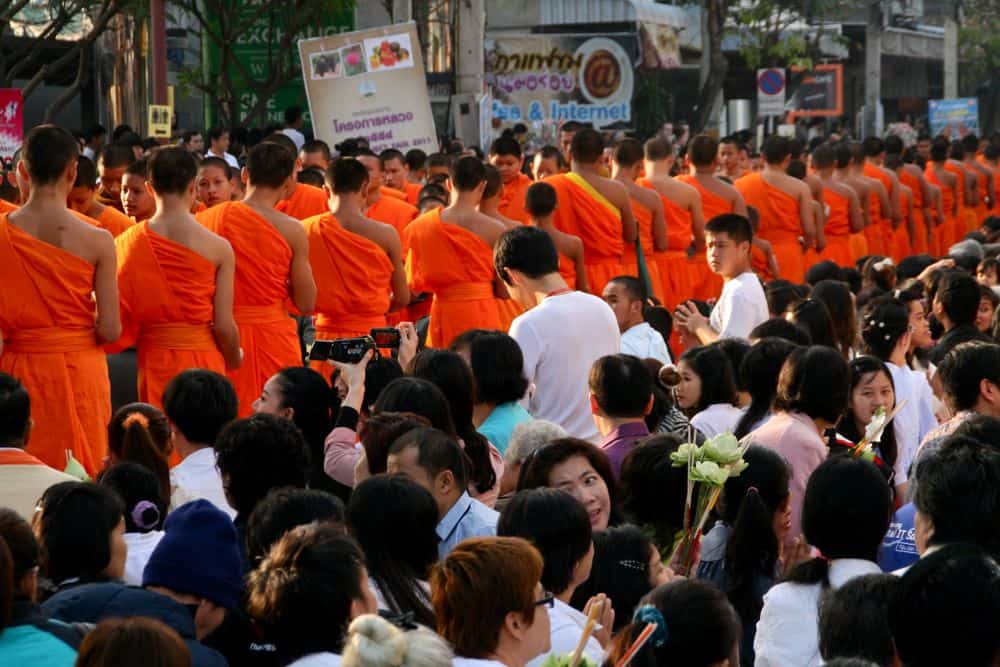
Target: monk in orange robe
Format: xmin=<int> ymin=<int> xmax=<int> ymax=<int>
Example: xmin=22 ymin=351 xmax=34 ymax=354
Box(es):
xmin=275 ymin=181 xmax=328 ymax=220
xmin=356 ymin=150 xmax=419 ymax=233
xmin=678 ymin=135 xmax=751 ymax=300
xmin=96 ymin=143 xmax=133 ymax=213
xmin=812 ymin=144 xmax=862 ymax=267
xmin=196 ymin=156 xmax=235 ymax=209
xmin=480 ymin=165 xmax=525 ymax=329
xmin=611 ymin=138 xmax=666 ymax=303
xmin=67 ymin=155 xmax=133 ymax=237
xmin=863 ymin=140 xmax=903 ymax=260
xmin=848 ymin=144 xmax=887 ymax=257
xmin=832 ymin=145 xmax=870 ymax=260
xmin=379 ymin=148 xmax=422 ymax=206
xmin=121 ymin=158 xmax=155 ymax=223
xmin=489 ymin=136 xmax=532 ymax=224
xmin=196 ymin=141 xmax=317 ymax=415
xmin=896 ymin=156 xmax=933 ymax=255
xmin=111 ymin=146 xmax=241 ymax=408
xmin=526 ymin=182 xmax=587 ymax=292
xmin=403 ymin=156 xmax=506 ymax=347
xmin=0 ymin=126 xmax=120 ymax=474
xmin=927 ymin=140 xmax=960 ymax=252
xmin=882 ymin=154 xmax=918 ymax=259
xmin=735 ymin=136 xmax=813 ymax=284
xmin=977 ymin=146 xmax=1000 ymax=214
xmin=305 ymin=158 xmax=409 ymax=373
xmin=946 ymin=146 xmax=979 ymax=235
xmin=544 ymin=129 xmax=637 ymax=296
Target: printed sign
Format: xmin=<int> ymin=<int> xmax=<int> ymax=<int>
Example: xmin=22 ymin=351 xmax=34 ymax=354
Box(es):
xmin=757 ymin=68 xmax=786 ymax=118
xmin=299 ymin=23 xmax=437 ymax=154
xmin=785 ymin=65 xmax=843 ymax=119
xmin=928 ymin=98 xmax=979 ymax=140
xmin=485 ymin=34 xmax=637 ymax=139
xmin=0 ymin=89 xmax=22 ymax=168
xmin=147 ymin=104 xmax=172 ymax=139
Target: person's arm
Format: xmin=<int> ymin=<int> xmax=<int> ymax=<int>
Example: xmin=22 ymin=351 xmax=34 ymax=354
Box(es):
xmin=396 ymin=321 xmax=418 ymax=373
xmin=619 ymin=192 xmax=638 ymax=244
xmin=212 ymin=241 xmax=242 ymax=370
xmin=322 ymin=350 xmax=373 ymax=486
xmin=572 ymin=237 xmax=590 ymax=294
xmin=798 ymin=187 xmax=815 ymax=249
xmin=650 ymin=197 xmax=668 ymax=252
xmin=689 ymin=194 xmax=706 ymax=252
xmin=674 ymin=301 xmax=719 ymax=345
xmin=888 ymin=171 xmax=902 ymax=226
xmin=509 ymin=318 xmax=540 ymax=408
xmin=93 ymin=230 xmax=122 ymax=344
xmin=384 ymin=228 xmax=411 ymax=310
xmin=288 ymin=223 xmax=317 ymax=314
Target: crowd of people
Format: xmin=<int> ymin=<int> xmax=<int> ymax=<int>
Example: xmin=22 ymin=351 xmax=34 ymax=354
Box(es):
xmin=2 ymin=107 xmax=1000 ymax=667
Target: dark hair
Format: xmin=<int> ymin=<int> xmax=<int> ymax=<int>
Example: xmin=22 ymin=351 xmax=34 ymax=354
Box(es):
xmin=764 ymin=281 xmax=806 ymax=318
xmin=678 ymin=345 xmax=738 ymax=415
xmin=570 ymin=525 xmax=656 ymax=630
xmin=613 ymin=138 xmax=644 ymax=168
xmin=774 ymin=346 xmax=849 ymax=422
xmin=246 ymin=524 xmax=366 ymax=663
xmin=749 ymin=317 xmax=812 ymax=346
xmin=497 ymin=488 xmax=592 ymax=596
xmin=860 ymin=297 xmax=910 ymax=360
xmin=787 ymin=299 xmax=837 ymax=350
xmin=734 ymin=338 xmax=800 ymax=438
xmin=36 ymin=482 xmax=124 ymax=585
xmin=271 ymin=367 xmax=338 ymax=494
xmin=811 ymin=280 xmax=857 ymax=357
xmin=98 ymin=463 xmax=165 ymax=533
xmin=482 ymin=164 xmax=503 ymax=200
xmin=525 ymin=182 xmax=557 ymax=218
xmin=148 ymin=146 xmax=197 ymax=195
xmin=936 ymin=270 xmax=981 ymax=326
xmin=74 ymin=155 xmax=98 ymax=189
xmin=606 ymin=580 xmax=740 ymax=667
xmin=99 ymin=143 xmax=134 ymax=170
xmin=246 ymin=141 xmax=295 ymax=189
xmin=643 ymin=136 xmax=672 ymax=161
xmin=246 ymin=487 xmax=345 ymax=566
xmin=811 ymin=143 xmax=836 ymax=170
xmin=720 ymin=447 xmax=790 ymax=623
xmin=608 ymin=275 xmax=646 ymax=302
xmin=688 ymin=134 xmax=718 ymax=167
xmin=23 ymin=125 xmax=78 ymax=186
xmin=75 ymin=617 xmax=192 ymax=667
xmin=358 ymin=412 xmax=430 ymax=476
xmin=390 ymin=427 xmax=471 ymax=491
xmin=951 ymin=414 xmax=1000 ymax=448
xmin=411 ymin=350 xmax=496 ymax=494
xmin=124 ymin=157 xmax=148 ymax=178
xmin=361 ymin=357 xmax=405 ymax=415
xmin=327 ymin=157 xmax=369 ymax=194
xmin=0 ymin=508 xmax=39 ymax=589
xmin=468 ymin=331 xmax=529 ymax=405
xmin=589 ymin=354 xmax=653 ymax=418
xmin=518 ymin=437 xmax=617 ymax=507
xmin=489 ymin=135 xmax=521 ymax=158
xmin=347 ymin=475 xmax=437 ymax=626
xmin=571 ymin=128 xmax=604 ymax=163
xmin=913 ymin=437 xmax=1000 ymax=555
xmin=106 ymin=403 xmax=171 ymax=508
xmin=283 ymin=106 xmax=304 ymax=125
xmin=783 ymin=457 xmax=891 ymax=587
xmin=840 ymin=356 xmax=898 ymax=471
xmin=405 ymin=148 xmax=427 ymax=170
xmin=889 ymin=544 xmax=1000 ymax=667
xmin=705 ymin=213 xmax=753 ymax=244
xmin=819 ymin=574 xmax=898 ymax=667
xmin=0 ymin=372 xmax=29 ymax=445
xmin=494 ymin=225 xmax=560 ymax=282
xmin=373 ymin=377 xmax=455 ymax=432
xmin=162 ymin=369 xmax=238 ymax=445
xmin=713 ymin=338 xmax=751 ymax=393
xmin=618 ymin=435 xmax=687 ymax=550
xmin=762 ymin=135 xmax=791 ymax=164
xmin=534 ymin=144 xmax=567 ymax=169
xmin=938 ymin=342 xmax=1000 ymax=411
xmin=450 ymin=155 xmax=485 ymax=192
xmin=213 ymin=414 xmax=310 ymax=516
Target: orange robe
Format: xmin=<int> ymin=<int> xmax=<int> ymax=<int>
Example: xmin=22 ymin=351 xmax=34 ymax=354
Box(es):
xmin=820 ymin=187 xmax=854 ymax=267
xmin=498 ymin=172 xmax=532 ymax=225
xmin=96 ymin=206 xmax=134 ymax=238
xmin=925 ymin=166 xmax=957 ymax=252
xmin=305 ymin=213 xmax=394 ymax=374
xmin=403 ymin=208 xmax=502 ymax=348
xmin=864 ymin=164 xmax=897 ymax=258
xmin=638 ymin=177 xmax=693 ymax=311
xmin=366 ymin=195 xmax=419 ymax=234
xmin=196 ymin=202 xmax=301 ymax=416
xmin=382 ymin=186 xmax=408 ymax=201
xmin=545 ymin=173 xmax=626 ymax=295
xmin=0 ymin=215 xmax=110 ymax=474
xmin=97 ymin=189 xmax=123 ymax=212
xmin=677 ymin=175 xmax=728 ymax=300
xmin=0 ymin=199 xmax=17 ymax=213
xmin=402 ymin=181 xmax=422 ymax=206
xmin=621 ymin=197 xmax=664 ymax=303
xmin=894 ymin=192 xmax=914 ymax=260
xmin=944 ymin=162 xmax=977 ymax=236
xmin=276 ymin=183 xmax=328 ymax=221
xmin=736 ymin=173 xmax=807 ymax=283
xmin=111 ymin=223 xmax=226 ymax=408
xmin=751 ymin=244 xmax=775 ymax=282
xmin=899 ymin=170 xmax=928 ymax=256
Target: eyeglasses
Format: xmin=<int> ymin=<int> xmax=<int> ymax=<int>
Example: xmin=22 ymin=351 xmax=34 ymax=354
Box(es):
xmin=534 ymin=594 xmax=555 ymax=609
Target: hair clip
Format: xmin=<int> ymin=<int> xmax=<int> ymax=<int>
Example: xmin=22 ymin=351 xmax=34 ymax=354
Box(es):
xmin=633 ymin=604 xmax=669 ymax=647
xmin=619 ymin=559 xmax=647 ymax=572
xmin=123 ymin=412 xmax=150 ymax=429
xmin=746 ymin=485 xmax=759 ymax=496
xmin=131 ymin=500 xmax=160 ymax=531
xmin=884 ymin=334 xmax=891 ymax=340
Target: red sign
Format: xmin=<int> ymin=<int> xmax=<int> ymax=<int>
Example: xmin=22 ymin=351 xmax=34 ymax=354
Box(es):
xmin=0 ymin=89 xmax=22 ymax=168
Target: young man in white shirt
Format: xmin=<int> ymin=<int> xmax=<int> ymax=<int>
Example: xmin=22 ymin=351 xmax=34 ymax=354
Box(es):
xmin=496 ymin=226 xmax=620 ymax=442
xmin=162 ymin=369 xmax=238 ymax=517
xmin=204 ymin=127 xmax=240 ymax=169
xmin=282 ymin=106 xmax=307 ymax=151
xmin=602 ymin=275 xmax=671 ymax=365
xmin=675 ymin=213 xmax=768 ymax=343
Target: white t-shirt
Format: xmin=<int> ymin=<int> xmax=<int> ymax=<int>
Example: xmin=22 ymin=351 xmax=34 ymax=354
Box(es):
xmin=886 ymin=362 xmax=938 ymax=484
xmin=527 ymin=598 xmax=605 ymax=667
xmin=123 ymin=530 xmax=164 ymax=586
xmin=510 ymin=291 xmax=620 ymax=442
xmin=691 ymin=403 xmax=744 ymax=438
xmin=169 ymin=447 xmax=236 ymax=518
xmin=205 ymin=149 xmax=239 ymax=169
xmin=283 ymin=127 xmax=306 ymax=151
xmin=288 ymin=653 xmax=340 ymax=667
xmin=709 ymin=271 xmax=769 ymax=340
xmin=620 ymin=321 xmax=671 ymax=365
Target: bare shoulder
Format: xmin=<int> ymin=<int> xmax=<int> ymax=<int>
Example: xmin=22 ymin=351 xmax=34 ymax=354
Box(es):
xmin=629 ymin=182 xmax=661 ymax=209
xmin=363 ymin=217 xmax=402 ymax=250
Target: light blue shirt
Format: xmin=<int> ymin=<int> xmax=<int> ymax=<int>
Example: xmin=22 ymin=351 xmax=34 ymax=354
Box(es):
xmin=478 ymin=402 xmax=533 ymax=455
xmin=437 ymin=492 xmax=499 ymax=559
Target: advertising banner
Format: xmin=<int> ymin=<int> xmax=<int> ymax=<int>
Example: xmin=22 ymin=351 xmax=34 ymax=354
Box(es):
xmin=785 ymin=64 xmax=843 ymax=119
xmin=485 ymin=34 xmax=637 ymax=140
xmin=0 ymin=89 xmax=22 ymax=168
xmin=299 ymin=22 xmax=437 ymax=154
xmin=928 ymin=98 xmax=979 ymax=140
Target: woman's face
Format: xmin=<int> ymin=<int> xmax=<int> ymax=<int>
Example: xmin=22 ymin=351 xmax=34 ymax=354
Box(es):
xmin=548 ymin=456 xmax=612 ymax=531
xmin=105 ymin=518 xmax=127 ymax=581
xmin=648 ymin=544 xmax=671 ymax=588
xmin=772 ymin=495 xmax=792 ymax=545
xmin=907 ymin=300 xmax=933 ymax=350
xmin=252 ymin=375 xmax=291 ymax=419
xmin=674 ymin=360 xmax=702 ymax=411
xmin=976 ymin=297 xmax=995 ymax=334
xmin=850 ymin=370 xmax=895 ymax=428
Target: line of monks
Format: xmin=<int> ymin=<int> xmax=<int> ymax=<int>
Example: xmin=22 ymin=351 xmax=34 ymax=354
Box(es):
xmin=2 ymin=123 xmax=998 ymax=487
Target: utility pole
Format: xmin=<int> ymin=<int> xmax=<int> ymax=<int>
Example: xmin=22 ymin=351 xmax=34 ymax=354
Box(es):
xmin=456 ymin=0 xmax=485 ymax=96
xmin=863 ymin=0 xmax=882 ymax=139
xmin=150 ymin=0 xmax=168 ymax=106
xmin=943 ymin=0 xmax=959 ymax=99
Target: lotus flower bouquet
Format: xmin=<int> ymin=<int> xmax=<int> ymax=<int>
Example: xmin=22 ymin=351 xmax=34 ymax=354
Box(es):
xmin=667 ymin=432 xmax=751 ymax=576
xmin=849 ymin=400 xmax=906 ymax=463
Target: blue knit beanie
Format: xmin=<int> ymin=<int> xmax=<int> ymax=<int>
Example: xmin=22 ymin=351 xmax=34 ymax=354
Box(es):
xmin=142 ymin=499 xmax=242 ymax=609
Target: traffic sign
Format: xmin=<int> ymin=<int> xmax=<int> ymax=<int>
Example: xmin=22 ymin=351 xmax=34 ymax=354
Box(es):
xmin=757 ymin=68 xmax=786 ymax=118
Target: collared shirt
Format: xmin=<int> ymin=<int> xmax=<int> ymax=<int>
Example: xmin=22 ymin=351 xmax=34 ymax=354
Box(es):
xmin=0 ymin=447 xmax=77 ymax=521
xmin=527 ymin=598 xmax=605 ymax=667
xmin=709 ymin=271 xmax=769 ymax=340
xmin=929 ymin=324 xmax=992 ymax=365
xmin=169 ymin=447 xmax=236 ymax=518
xmin=754 ymin=558 xmax=883 ymax=667
xmin=205 ymin=149 xmax=239 ymax=169
xmin=437 ymin=492 xmax=498 ymax=559
xmin=600 ymin=421 xmax=650 ymax=479
xmin=620 ymin=321 xmax=671 ymax=365
xmin=282 ymin=127 xmax=306 ymax=151
xmin=691 ymin=403 xmax=744 ymax=439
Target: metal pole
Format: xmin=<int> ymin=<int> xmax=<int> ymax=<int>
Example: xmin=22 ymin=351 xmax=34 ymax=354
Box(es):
xmin=943 ymin=8 xmax=958 ymax=99
xmin=863 ymin=0 xmax=882 ymax=139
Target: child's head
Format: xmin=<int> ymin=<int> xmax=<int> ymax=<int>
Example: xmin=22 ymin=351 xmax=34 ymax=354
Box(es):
xmin=525 ymin=181 xmax=557 ymax=220
xmin=197 ymin=156 xmax=234 ymax=208
xmin=977 ymin=257 xmax=1000 ymax=287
